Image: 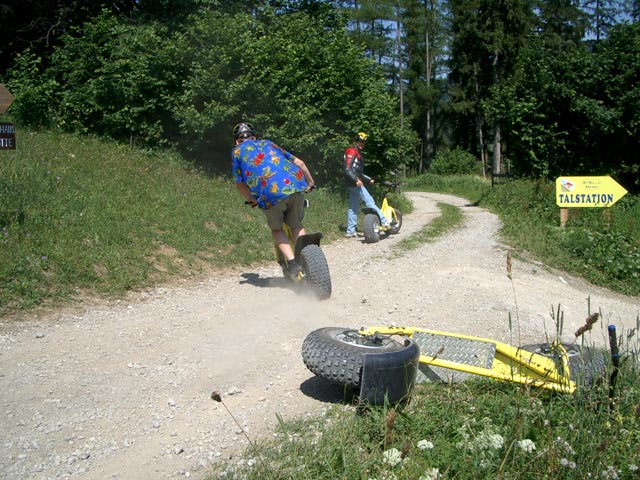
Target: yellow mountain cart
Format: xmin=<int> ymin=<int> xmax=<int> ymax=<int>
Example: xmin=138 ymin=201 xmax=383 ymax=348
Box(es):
xmin=302 ymin=325 xmax=606 ymax=405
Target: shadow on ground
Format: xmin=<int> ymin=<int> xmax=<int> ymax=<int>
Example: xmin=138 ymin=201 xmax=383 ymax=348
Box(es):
xmin=239 ymin=272 xmax=289 ymax=289
xmin=299 ymin=375 xmax=357 ymax=404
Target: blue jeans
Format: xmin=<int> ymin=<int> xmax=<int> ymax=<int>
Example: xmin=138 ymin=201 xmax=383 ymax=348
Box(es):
xmin=346 ymin=185 xmax=389 ymax=234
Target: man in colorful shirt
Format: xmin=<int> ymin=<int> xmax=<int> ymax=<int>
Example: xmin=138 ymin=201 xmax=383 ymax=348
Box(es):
xmin=231 ymin=122 xmax=315 ymax=275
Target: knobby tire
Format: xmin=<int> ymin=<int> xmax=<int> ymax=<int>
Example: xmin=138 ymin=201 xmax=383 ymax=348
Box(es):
xmin=301 ymin=327 xmax=406 ymax=388
xmin=299 ymin=244 xmax=332 ymax=300
xmin=521 ymin=342 xmax=605 ymax=386
xmin=363 ymin=214 xmax=380 ymax=243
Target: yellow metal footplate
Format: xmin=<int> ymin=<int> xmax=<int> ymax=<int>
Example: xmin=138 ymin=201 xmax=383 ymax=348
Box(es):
xmin=358 ymin=326 xmax=576 ymax=394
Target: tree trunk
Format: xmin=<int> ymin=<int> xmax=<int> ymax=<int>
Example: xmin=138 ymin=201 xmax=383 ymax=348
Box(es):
xmin=493 ymin=123 xmax=501 ymax=174
xmin=478 ymin=115 xmax=488 ymax=177
xmin=492 ymin=48 xmax=501 ymax=174
xmin=423 ymin=0 xmax=433 ymax=174
xmin=396 ymin=7 xmax=404 ymax=128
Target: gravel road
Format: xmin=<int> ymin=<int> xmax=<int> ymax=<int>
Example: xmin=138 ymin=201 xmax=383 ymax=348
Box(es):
xmin=1 ymin=192 xmax=638 ymax=480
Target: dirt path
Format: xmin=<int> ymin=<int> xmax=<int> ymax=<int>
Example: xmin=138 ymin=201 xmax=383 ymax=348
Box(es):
xmin=1 ymin=192 xmax=638 ymax=480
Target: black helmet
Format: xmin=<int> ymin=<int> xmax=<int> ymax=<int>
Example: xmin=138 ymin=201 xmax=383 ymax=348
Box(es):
xmin=232 ymin=122 xmax=256 ymax=140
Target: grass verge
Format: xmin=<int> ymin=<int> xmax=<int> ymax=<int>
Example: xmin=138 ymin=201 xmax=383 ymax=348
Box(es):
xmin=393 ymin=202 xmax=464 ymax=254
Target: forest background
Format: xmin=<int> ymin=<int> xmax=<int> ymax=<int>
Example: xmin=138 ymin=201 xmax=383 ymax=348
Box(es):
xmin=1 ymin=0 xmax=639 ymax=193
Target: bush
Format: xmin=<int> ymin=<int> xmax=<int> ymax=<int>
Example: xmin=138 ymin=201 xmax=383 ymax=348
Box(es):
xmin=429 ymin=147 xmax=478 ymax=175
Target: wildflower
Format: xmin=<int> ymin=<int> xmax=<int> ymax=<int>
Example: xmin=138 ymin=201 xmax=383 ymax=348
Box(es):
xmin=382 ymin=448 xmax=403 ymax=467
xmin=516 ymin=439 xmax=536 ymax=453
xmin=629 ymin=464 xmax=638 ymax=472
xmin=419 ymin=468 xmax=440 ymax=480
xmin=417 ymin=440 xmax=434 ymax=451
xmin=555 ymin=437 xmax=575 ymax=455
xmin=482 ymin=432 xmax=504 ymax=450
xmin=602 ymin=466 xmax=620 ymax=479
xmin=560 ymin=458 xmax=576 ymax=469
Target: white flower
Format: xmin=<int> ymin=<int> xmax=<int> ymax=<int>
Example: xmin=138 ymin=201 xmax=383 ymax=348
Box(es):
xmin=516 ymin=439 xmax=536 ymax=453
xmin=628 ymin=464 xmax=639 ymax=472
xmin=419 ymin=468 xmax=440 ymax=480
xmin=485 ymin=432 xmax=505 ymax=450
xmin=560 ymin=458 xmax=577 ymax=470
xmin=417 ymin=440 xmax=434 ymax=450
xmin=382 ymin=448 xmax=403 ymax=467
xmin=601 ymin=466 xmax=620 ymax=479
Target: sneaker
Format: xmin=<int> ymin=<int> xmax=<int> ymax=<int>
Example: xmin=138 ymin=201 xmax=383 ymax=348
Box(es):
xmin=287 ymin=259 xmax=303 ymax=277
xmin=345 ymin=232 xmax=358 ymax=238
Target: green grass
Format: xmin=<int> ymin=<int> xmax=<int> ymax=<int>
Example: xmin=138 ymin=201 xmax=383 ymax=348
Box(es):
xmin=393 ymin=202 xmax=464 ymax=254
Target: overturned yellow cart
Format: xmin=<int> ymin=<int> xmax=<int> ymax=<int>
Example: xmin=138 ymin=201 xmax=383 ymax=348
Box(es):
xmin=302 ymin=325 xmax=604 ymax=405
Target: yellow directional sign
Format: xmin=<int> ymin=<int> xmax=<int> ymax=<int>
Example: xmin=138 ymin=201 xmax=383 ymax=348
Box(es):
xmin=556 ymin=176 xmax=628 ymax=208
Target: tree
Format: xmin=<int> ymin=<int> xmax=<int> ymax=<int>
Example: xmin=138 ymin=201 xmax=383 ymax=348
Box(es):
xmin=449 ymin=0 xmax=534 ymax=175
xmin=581 ymin=0 xmax=626 ymax=41
xmin=534 ymin=0 xmax=588 ymax=49
xmin=403 ymin=0 xmax=450 ymax=173
xmin=173 ymin=6 xmax=417 ymax=178
xmin=0 ymin=1 xmax=137 ymax=75
xmin=6 ymin=4 xmax=417 ymax=181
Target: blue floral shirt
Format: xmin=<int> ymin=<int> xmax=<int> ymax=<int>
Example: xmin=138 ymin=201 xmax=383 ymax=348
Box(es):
xmin=232 ymin=139 xmax=308 ymax=209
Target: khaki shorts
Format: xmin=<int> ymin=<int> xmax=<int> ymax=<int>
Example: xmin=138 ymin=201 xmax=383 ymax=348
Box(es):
xmin=264 ymin=192 xmax=305 ymax=231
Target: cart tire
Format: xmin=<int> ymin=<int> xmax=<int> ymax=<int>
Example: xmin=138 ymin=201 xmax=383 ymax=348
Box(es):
xmin=389 ymin=209 xmax=402 ymax=234
xmin=363 ymin=214 xmax=381 ymax=243
xmin=299 ymin=244 xmax=332 ymax=300
xmin=301 ymin=327 xmax=408 ymax=388
xmin=521 ymin=343 xmax=605 ymax=386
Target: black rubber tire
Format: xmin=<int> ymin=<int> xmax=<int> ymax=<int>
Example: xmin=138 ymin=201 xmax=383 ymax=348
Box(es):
xmin=389 ymin=209 xmax=402 ymax=234
xmin=521 ymin=343 xmax=605 ymax=386
xmin=299 ymin=244 xmax=332 ymax=300
xmin=301 ymin=327 xmax=407 ymax=388
xmin=363 ymin=214 xmax=381 ymax=243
